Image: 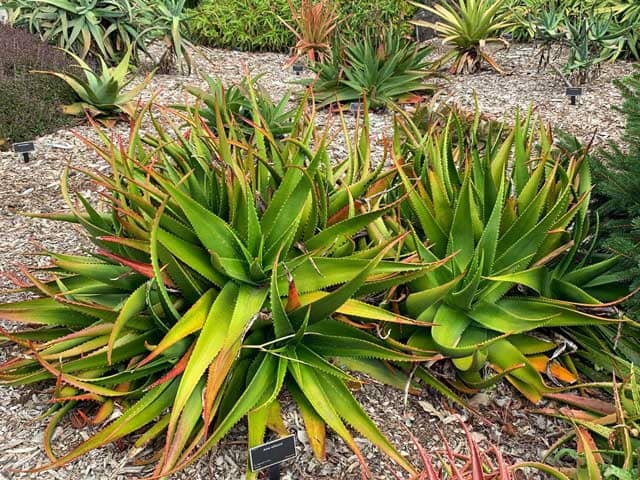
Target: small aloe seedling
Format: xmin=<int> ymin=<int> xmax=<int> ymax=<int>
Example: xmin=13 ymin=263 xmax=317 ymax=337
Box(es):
xmin=36 ymin=47 xmax=150 ymax=118
xmin=388 ymin=417 xmax=569 ymax=479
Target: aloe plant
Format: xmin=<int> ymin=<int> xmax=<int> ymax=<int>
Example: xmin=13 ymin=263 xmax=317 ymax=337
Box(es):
xmin=388 ymin=106 xmax=634 ymax=403
xmin=147 ymin=0 xmax=193 ymax=74
xmin=0 ymin=85 xmax=446 ymax=478
xmin=183 ymin=75 xmax=295 ymax=138
xmin=307 ymin=28 xmax=437 ymax=109
xmin=36 ymin=47 xmax=149 ymax=118
xmin=5 ymin=0 xmax=149 ymax=63
xmin=540 ymin=371 xmax=640 ymax=479
xmin=388 ymin=417 xmax=570 ymax=480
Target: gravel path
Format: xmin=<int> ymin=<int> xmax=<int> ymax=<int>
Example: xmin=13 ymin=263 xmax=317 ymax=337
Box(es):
xmin=1 ymin=42 xmax=631 ymax=479
xmin=441 ymin=42 xmax=634 ymax=145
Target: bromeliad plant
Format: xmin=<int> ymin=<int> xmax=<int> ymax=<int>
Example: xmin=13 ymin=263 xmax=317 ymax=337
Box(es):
xmin=279 ymin=0 xmax=340 ymax=66
xmin=307 ymin=28 xmax=437 ymax=109
xmin=387 ymin=106 xmax=633 ymax=403
xmin=37 ymin=47 xmax=149 ymax=118
xmin=410 ymin=0 xmax=511 ymax=74
xmin=0 ymin=85 xmax=446 ymax=478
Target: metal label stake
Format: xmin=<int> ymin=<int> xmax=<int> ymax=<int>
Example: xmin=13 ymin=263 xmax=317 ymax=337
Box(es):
xmin=12 ymin=141 xmax=35 ymax=163
xmin=248 ymin=434 xmax=296 ymax=479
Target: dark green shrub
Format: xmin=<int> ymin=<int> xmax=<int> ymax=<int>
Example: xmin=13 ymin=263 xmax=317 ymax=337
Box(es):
xmin=189 ymin=0 xmax=294 ymax=52
xmin=188 ymin=0 xmax=417 ymax=52
xmin=0 ymin=24 xmax=78 ymax=149
xmin=335 ymin=0 xmax=417 ymax=40
xmin=591 ymin=64 xmax=640 ymax=314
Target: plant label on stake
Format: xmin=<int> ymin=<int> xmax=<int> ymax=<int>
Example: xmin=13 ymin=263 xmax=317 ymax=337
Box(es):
xmin=566 ymin=87 xmax=583 ymax=106
xmin=292 ymin=62 xmax=304 ymax=75
xmin=249 ymin=434 xmax=296 ymax=479
xmin=12 ymin=141 xmax=35 ymax=163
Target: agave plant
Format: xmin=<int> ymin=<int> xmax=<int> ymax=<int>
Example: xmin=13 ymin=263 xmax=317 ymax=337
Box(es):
xmin=36 ymin=47 xmax=149 ymax=118
xmin=307 ymin=28 xmax=437 ymax=109
xmin=0 ymin=85 xmax=448 ymax=478
xmin=386 ymin=106 xmax=633 ymax=403
xmin=279 ymin=0 xmax=340 ymax=66
xmin=530 ymin=1 xmax=566 ymax=70
xmin=410 ymin=0 xmax=511 ymax=74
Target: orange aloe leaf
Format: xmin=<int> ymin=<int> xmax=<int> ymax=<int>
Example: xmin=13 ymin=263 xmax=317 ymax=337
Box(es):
xmin=529 ymin=355 xmax=578 ymax=384
xmin=146 ymin=343 xmax=195 ymax=391
xmin=202 ymin=342 xmax=240 ymax=431
xmin=266 ymin=400 xmax=289 ymax=437
xmin=92 ymin=399 xmax=114 ymax=424
xmin=289 ymin=381 xmax=326 ymax=461
xmin=98 ymin=250 xmax=175 ymax=288
xmin=575 ymin=426 xmax=603 ymax=478
xmin=542 ymin=393 xmax=615 ymax=416
xmin=285 ymin=272 xmax=301 ymax=312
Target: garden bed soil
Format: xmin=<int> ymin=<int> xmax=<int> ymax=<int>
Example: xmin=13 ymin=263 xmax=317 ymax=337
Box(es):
xmin=1 ymin=42 xmax=631 ymax=479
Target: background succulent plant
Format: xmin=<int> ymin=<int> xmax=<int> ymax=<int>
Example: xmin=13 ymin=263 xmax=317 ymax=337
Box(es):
xmin=307 ymin=28 xmax=437 ymax=109
xmin=36 ymin=47 xmax=150 ymax=118
xmin=410 ymin=0 xmax=511 ymax=74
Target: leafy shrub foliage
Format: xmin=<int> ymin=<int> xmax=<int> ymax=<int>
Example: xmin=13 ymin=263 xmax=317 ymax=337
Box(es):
xmin=0 ymin=23 xmax=77 ymax=148
xmin=189 ymin=0 xmax=292 ymax=52
xmin=189 ymin=0 xmax=417 ymax=52
xmin=335 ymin=0 xmax=417 ymax=40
